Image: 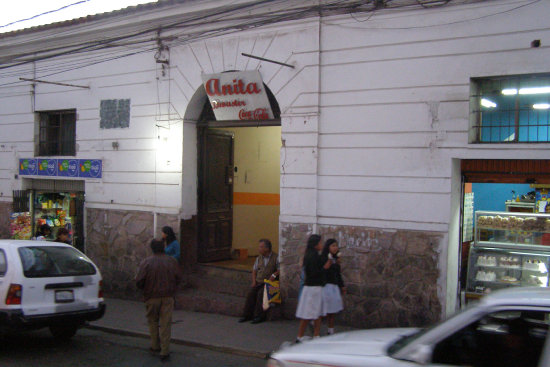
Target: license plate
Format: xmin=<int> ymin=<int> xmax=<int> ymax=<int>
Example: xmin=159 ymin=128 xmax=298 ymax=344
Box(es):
xmin=55 ymin=290 xmax=74 ymax=303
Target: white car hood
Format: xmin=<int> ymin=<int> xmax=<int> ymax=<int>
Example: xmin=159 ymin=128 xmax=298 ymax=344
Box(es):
xmin=275 ymin=328 xmax=419 ymax=358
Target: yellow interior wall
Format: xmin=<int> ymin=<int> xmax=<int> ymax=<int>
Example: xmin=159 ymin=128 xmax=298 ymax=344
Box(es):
xmin=218 ymin=126 xmax=281 ymax=256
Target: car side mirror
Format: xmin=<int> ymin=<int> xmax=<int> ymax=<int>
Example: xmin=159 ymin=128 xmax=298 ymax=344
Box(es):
xmin=409 ymin=344 xmax=433 ymax=365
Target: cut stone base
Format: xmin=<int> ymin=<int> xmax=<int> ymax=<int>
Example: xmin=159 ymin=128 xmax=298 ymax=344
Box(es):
xmin=279 ymin=223 xmax=443 ymax=328
xmin=85 ymin=208 xmax=180 ymax=299
xmin=0 ymin=201 xmax=11 ymax=239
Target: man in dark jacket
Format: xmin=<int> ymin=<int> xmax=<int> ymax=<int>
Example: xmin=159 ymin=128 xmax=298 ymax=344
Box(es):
xmin=136 ymin=239 xmax=182 ymax=361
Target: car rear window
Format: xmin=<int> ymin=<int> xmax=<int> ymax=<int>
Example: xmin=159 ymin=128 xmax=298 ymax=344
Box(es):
xmin=0 ymin=250 xmax=6 ymax=276
xmin=18 ymin=246 xmax=96 ymax=278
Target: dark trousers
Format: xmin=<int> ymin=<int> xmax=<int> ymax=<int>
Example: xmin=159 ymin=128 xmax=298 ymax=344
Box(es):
xmin=242 ymin=284 xmax=265 ymax=319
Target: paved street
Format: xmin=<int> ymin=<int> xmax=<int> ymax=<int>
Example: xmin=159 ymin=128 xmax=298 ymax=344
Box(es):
xmin=0 ymin=328 xmax=265 ymax=367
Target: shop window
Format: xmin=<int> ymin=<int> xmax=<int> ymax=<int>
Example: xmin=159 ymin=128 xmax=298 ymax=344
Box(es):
xmin=470 ymin=74 xmax=550 ymax=143
xmin=37 ymin=109 xmax=76 ymax=156
xmin=432 ymin=309 xmax=548 ymax=367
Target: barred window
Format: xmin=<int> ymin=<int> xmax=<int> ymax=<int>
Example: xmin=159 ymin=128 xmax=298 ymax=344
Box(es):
xmin=470 ymin=74 xmax=550 ymax=143
xmin=38 ymin=110 xmax=76 ymax=156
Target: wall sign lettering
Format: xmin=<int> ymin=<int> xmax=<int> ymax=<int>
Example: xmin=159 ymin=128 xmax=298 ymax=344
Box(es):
xmin=202 ymin=71 xmax=274 ymax=121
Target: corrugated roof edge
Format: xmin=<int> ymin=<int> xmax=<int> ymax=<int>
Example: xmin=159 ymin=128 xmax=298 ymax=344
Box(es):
xmin=0 ymin=0 xmax=191 ymax=39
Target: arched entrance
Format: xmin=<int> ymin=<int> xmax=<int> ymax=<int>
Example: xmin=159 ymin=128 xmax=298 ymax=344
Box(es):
xmin=184 ymin=75 xmax=281 ymax=263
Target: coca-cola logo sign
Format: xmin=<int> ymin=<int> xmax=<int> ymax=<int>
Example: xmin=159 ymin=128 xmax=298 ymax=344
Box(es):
xmin=202 ymin=71 xmax=274 ymax=121
xmin=238 ymin=108 xmax=270 ymax=120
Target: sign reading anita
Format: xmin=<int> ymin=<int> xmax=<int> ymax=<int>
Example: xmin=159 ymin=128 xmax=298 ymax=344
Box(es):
xmin=202 ymin=71 xmax=274 ymax=121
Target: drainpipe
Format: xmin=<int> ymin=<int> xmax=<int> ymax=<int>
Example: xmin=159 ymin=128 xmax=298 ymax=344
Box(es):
xmin=313 ymin=1 xmax=323 ymax=234
xmin=153 ymin=211 xmax=158 ymax=238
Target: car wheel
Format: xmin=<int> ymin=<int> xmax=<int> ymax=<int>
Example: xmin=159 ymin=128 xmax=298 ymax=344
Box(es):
xmin=49 ymin=324 xmax=78 ymax=340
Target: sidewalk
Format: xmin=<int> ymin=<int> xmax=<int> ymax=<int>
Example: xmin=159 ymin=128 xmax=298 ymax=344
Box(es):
xmin=88 ymin=298 xmax=318 ymax=358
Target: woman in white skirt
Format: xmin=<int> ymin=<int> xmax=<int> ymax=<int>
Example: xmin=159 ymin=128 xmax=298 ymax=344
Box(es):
xmin=322 ymin=239 xmax=346 ymax=335
xmin=295 ymin=234 xmax=331 ymax=342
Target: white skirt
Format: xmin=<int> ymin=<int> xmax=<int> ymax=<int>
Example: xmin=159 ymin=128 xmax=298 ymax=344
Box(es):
xmin=295 ymin=286 xmax=324 ymax=320
xmin=323 ymin=283 xmax=344 ymax=314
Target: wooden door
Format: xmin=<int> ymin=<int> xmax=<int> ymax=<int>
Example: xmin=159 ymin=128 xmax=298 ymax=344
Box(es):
xmin=198 ymin=128 xmax=234 ymax=262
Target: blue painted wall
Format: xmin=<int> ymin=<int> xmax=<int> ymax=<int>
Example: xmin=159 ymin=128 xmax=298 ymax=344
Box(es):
xmin=471 ymin=183 xmax=532 ymax=214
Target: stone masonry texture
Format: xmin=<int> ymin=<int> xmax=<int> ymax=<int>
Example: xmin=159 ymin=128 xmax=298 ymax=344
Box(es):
xmin=279 ymin=222 xmax=443 ymax=328
xmin=0 ymin=201 xmax=11 ymax=239
xmin=86 ymin=208 xmax=179 ymax=299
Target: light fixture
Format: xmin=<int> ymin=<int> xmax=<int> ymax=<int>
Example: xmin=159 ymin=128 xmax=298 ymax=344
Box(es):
xmin=502 ymin=88 xmax=518 ymax=95
xmin=520 ymin=86 xmax=550 ymax=95
xmin=502 ymin=86 xmax=550 ymax=95
xmin=533 ymin=103 xmax=550 ymax=110
xmin=480 ymin=98 xmax=497 ymax=108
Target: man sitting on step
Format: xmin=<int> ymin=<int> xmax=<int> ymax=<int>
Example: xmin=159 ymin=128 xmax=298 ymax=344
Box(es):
xmin=239 ymin=239 xmax=279 ymax=324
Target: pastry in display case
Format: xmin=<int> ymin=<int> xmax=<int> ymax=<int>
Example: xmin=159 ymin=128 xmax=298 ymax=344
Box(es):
xmin=466 ymin=246 xmax=549 ymax=297
xmin=466 ymin=211 xmax=550 ymax=299
xmin=475 ymin=211 xmax=550 ymax=247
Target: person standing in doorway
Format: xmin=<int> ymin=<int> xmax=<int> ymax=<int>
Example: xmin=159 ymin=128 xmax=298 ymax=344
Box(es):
xmin=239 ymin=239 xmax=279 ymax=324
xmin=321 ymin=239 xmax=345 ymax=335
xmin=136 ymin=239 xmax=183 ymax=361
xmin=295 ymin=234 xmax=331 ymax=342
xmin=162 ymin=226 xmax=180 ymax=262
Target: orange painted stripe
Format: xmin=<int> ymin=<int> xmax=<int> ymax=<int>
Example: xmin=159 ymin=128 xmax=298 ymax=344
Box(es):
xmin=233 ymin=192 xmax=280 ymax=206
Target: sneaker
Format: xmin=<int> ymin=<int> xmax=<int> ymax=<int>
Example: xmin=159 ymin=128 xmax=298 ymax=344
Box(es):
xmin=280 ymin=341 xmax=293 ymax=349
xmin=160 ymin=354 xmax=170 ymax=362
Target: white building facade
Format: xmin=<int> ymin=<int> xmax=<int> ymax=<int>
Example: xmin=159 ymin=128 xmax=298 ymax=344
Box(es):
xmin=1 ymin=0 xmax=549 ymax=327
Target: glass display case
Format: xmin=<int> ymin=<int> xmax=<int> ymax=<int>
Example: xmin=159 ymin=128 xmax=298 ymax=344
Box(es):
xmin=466 ymin=246 xmax=550 ymax=297
xmin=466 ymin=211 xmax=550 ymax=299
xmin=475 ymin=211 xmax=550 ymax=248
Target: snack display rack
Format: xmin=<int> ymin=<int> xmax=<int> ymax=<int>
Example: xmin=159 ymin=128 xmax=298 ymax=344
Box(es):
xmin=33 ymin=192 xmax=74 ymax=241
xmin=465 ymin=211 xmax=550 ymax=300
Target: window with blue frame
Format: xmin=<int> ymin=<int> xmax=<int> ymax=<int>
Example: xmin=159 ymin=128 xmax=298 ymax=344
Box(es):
xmin=470 ymin=74 xmax=550 ymax=143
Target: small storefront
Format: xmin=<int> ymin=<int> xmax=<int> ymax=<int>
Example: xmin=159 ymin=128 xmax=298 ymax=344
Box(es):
xmin=10 ymin=179 xmax=86 ymax=251
xmin=460 ymin=160 xmax=550 ymax=304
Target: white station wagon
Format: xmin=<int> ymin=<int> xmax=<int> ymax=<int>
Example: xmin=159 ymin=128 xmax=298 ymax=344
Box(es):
xmin=268 ymin=287 xmax=550 ymax=367
xmin=0 ymin=239 xmax=105 ymax=339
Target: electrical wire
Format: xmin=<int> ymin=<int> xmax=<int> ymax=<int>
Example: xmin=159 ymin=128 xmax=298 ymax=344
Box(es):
xmin=0 ymin=0 xmax=90 ymax=29
xmin=323 ymin=0 xmax=541 ymax=30
xmin=0 ymin=0 xmax=479 ymax=85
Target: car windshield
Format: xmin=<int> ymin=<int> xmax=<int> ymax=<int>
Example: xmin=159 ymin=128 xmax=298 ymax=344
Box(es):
xmin=387 ymin=328 xmax=428 ymax=355
xmin=387 ymin=305 xmax=477 ymax=356
xmin=18 ymin=246 xmax=96 ymax=277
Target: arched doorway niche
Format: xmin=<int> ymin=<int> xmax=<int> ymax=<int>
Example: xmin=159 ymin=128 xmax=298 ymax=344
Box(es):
xmin=182 ymin=77 xmax=282 ymax=264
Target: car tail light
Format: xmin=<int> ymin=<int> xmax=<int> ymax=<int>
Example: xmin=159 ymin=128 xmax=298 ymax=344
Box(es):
xmin=6 ymin=284 xmax=22 ymax=305
xmin=98 ymin=280 xmax=103 ymax=298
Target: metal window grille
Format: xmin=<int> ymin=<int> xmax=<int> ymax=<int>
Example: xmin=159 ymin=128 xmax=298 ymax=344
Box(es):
xmin=12 ymin=190 xmax=30 ymax=212
xmin=38 ymin=110 xmax=76 ymax=156
xmin=470 ymin=74 xmax=550 ymax=143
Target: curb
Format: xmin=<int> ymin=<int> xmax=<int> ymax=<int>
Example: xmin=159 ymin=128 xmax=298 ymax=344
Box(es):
xmin=85 ymin=324 xmax=269 ymax=360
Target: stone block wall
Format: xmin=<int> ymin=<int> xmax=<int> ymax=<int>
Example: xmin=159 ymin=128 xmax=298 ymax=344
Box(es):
xmin=279 ymin=222 xmax=443 ymax=328
xmin=0 ymin=201 xmax=11 ymax=239
xmin=86 ymin=208 xmax=180 ymax=299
